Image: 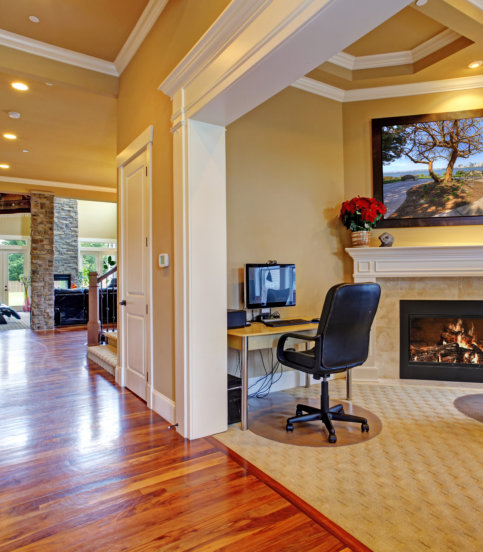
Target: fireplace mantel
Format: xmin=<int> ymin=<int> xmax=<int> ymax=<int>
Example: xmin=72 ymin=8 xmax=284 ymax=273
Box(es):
xmin=345 ymin=245 xmax=483 ymax=281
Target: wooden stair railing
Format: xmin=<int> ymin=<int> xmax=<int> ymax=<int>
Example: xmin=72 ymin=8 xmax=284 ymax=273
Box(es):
xmin=87 ymin=266 xmax=118 ymax=346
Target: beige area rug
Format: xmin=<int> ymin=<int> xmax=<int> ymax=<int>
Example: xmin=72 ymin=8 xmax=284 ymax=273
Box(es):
xmin=0 ymin=312 xmax=30 ymax=331
xmin=215 ymin=380 xmax=483 ymax=552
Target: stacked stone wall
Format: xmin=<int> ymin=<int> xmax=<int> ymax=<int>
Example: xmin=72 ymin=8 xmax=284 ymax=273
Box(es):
xmin=54 ymin=198 xmax=79 ymax=286
xmin=30 ymin=193 xmax=55 ymax=330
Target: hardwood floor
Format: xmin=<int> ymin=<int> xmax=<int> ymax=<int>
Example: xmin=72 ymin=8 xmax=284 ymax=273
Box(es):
xmin=0 ymin=328 xmax=355 ymax=551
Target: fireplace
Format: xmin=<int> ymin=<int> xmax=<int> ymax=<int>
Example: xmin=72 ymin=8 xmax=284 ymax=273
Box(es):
xmin=400 ymin=300 xmax=483 ymax=383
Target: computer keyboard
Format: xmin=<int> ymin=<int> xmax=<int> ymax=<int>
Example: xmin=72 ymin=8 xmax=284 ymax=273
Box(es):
xmin=263 ymin=318 xmax=311 ymax=328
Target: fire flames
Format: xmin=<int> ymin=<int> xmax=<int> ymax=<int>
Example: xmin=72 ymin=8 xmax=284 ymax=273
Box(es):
xmin=410 ymin=318 xmax=482 ymax=365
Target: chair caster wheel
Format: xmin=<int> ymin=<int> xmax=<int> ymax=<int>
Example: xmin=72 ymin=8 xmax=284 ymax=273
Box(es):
xmin=362 ymin=424 xmax=369 ymax=433
xmin=328 ymin=434 xmax=337 ymax=444
xmin=286 ymin=424 xmax=294 ymax=433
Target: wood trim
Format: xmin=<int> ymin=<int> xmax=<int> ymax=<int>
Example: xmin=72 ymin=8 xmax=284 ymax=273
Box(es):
xmin=206 ymin=436 xmax=374 ymax=552
xmin=372 ymin=108 xmax=483 ymax=228
xmin=98 ymin=265 xmax=117 ymax=283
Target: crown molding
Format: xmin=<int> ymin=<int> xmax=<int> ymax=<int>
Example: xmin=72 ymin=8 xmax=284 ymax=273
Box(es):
xmin=0 ymin=0 xmax=169 ymax=77
xmin=291 ymin=76 xmax=345 ymax=102
xmin=114 ymin=0 xmax=169 ymax=74
xmin=328 ymin=29 xmax=461 ymax=71
xmin=466 ymin=0 xmax=483 ymax=10
xmin=0 ymin=28 xmax=118 ymax=76
xmin=159 ymin=0 xmax=273 ymax=98
xmin=0 ymin=176 xmax=117 ymax=193
xmin=291 ymin=74 xmax=483 ymax=102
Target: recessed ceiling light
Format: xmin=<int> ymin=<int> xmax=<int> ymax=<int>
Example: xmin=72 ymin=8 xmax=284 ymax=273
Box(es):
xmin=468 ymin=60 xmax=483 ymax=69
xmin=415 ymin=0 xmax=428 ymax=5
xmin=23 ymin=150 xmax=29 ymax=153
xmin=12 ymin=83 xmax=28 ymax=91
xmin=29 ymin=16 xmax=40 ymax=23
xmin=0 ymin=164 xmax=9 ymax=169
xmin=45 ymin=83 xmax=53 ymax=86
xmin=8 ymin=112 xmax=21 ymax=119
xmin=4 ymin=134 xmax=17 ymax=140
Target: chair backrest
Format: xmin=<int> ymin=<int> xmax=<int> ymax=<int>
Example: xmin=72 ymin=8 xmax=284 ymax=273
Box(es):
xmin=317 ymin=283 xmax=381 ymax=370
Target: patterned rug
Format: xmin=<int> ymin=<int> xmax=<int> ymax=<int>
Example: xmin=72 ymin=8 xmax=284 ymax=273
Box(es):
xmin=0 ymin=312 xmax=30 ymax=331
xmin=215 ymin=379 xmax=483 ymax=552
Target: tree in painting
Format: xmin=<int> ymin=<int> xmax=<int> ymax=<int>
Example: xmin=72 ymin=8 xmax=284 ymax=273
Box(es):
xmin=401 ymin=118 xmax=483 ymax=183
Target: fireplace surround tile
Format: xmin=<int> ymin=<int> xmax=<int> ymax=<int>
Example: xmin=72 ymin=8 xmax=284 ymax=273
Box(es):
xmin=375 ymin=298 xmax=400 ymax=328
xmin=375 ymin=326 xmax=399 ymax=353
xmin=399 ymin=277 xmax=459 ymax=300
xmin=375 ymin=351 xmax=399 ymax=378
xmin=458 ymin=277 xmax=483 ymax=300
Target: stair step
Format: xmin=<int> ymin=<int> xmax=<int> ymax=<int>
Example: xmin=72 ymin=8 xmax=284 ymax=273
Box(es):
xmin=104 ymin=331 xmax=118 ymax=349
xmin=87 ymin=344 xmax=118 ymax=376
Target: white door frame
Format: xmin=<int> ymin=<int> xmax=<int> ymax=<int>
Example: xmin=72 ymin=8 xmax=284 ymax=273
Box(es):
xmin=159 ymin=0 xmax=412 ymax=439
xmin=116 ymin=126 xmax=154 ymax=405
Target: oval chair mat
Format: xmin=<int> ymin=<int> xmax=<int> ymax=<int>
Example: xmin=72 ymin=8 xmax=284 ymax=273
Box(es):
xmin=454 ymin=393 xmax=483 ymax=423
xmin=247 ymin=392 xmax=382 ymax=447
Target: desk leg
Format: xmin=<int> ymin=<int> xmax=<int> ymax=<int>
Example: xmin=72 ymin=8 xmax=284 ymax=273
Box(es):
xmin=304 ymin=343 xmax=311 ymax=388
xmin=241 ymin=336 xmax=248 ymax=431
xmin=346 ymin=368 xmax=352 ymax=400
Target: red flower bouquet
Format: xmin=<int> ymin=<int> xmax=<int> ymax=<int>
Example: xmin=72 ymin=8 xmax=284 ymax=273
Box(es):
xmin=340 ymin=196 xmax=387 ymax=232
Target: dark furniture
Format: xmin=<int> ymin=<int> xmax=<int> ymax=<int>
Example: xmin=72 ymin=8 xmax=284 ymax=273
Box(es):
xmin=54 ymin=288 xmax=118 ymax=327
xmin=277 ymin=282 xmax=381 ymax=443
xmin=0 ymin=304 xmax=21 ymax=325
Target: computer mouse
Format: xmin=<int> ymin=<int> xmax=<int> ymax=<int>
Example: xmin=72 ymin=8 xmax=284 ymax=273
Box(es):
xmin=311 ymin=318 xmax=320 ymax=323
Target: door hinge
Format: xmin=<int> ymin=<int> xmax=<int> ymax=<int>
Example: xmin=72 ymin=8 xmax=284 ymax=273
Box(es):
xmin=146 ymin=304 xmax=148 ymax=314
xmin=146 ymin=237 xmax=148 ymax=247
xmin=147 ymin=373 xmax=149 ymax=383
xmin=146 ymin=167 xmax=148 ymax=176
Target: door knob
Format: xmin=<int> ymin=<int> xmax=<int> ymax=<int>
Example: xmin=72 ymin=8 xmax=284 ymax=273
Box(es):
xmin=119 ymin=300 xmax=127 ymax=306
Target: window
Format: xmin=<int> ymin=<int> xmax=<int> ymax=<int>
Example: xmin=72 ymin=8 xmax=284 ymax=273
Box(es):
xmin=0 ymin=239 xmax=27 ymax=246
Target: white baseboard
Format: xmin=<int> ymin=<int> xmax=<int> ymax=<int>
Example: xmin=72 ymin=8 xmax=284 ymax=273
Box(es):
xmin=115 ymin=366 xmax=122 ymax=385
xmin=146 ymin=383 xmax=153 ymax=409
xmin=152 ymin=388 xmax=175 ymax=425
xmin=352 ymin=366 xmax=378 ymax=381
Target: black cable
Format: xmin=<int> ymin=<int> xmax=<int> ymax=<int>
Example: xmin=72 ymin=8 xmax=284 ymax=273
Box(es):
xmin=247 ymin=348 xmax=284 ymax=398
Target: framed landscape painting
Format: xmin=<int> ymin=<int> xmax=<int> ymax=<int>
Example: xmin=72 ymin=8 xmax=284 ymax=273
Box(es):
xmin=372 ymin=109 xmax=483 ymax=227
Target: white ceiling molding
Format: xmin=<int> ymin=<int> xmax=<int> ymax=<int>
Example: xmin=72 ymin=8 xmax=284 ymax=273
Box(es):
xmin=0 ymin=28 xmax=118 ymax=76
xmin=160 ymin=0 xmax=273 ymax=98
xmin=0 ymin=0 xmax=169 ymax=77
xmin=466 ymin=0 xmax=483 ymax=10
xmin=291 ymin=74 xmax=483 ymax=102
xmin=114 ymin=0 xmax=169 ymax=74
xmin=0 ymin=176 xmax=116 ymax=193
xmin=291 ymin=76 xmax=345 ymax=102
xmin=329 ymin=29 xmax=461 ymax=71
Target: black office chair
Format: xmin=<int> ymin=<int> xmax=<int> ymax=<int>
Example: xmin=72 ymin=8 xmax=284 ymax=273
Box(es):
xmin=277 ymin=282 xmax=381 ymax=443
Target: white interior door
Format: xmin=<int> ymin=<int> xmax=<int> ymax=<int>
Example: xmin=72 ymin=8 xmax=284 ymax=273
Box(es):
xmin=120 ymin=149 xmax=150 ymax=401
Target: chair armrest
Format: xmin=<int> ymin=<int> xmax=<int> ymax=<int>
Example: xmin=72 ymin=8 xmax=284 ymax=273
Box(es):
xmin=277 ymin=333 xmax=322 ymax=367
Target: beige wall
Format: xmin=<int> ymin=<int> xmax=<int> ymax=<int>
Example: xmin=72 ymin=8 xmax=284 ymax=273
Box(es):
xmin=342 ymin=88 xmax=483 ymax=279
xmin=0 ymin=215 xmax=30 ymax=237
xmin=78 ymin=200 xmax=117 ymax=240
xmin=117 ymin=0 xmax=232 ymax=400
xmin=226 ymin=87 xmax=345 ymax=376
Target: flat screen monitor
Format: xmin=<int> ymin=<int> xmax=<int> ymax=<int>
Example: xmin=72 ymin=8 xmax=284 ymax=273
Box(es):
xmin=245 ymin=264 xmax=296 ymax=310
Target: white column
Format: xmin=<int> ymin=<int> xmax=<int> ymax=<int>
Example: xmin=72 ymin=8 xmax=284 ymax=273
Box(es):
xmin=173 ymin=115 xmax=228 ymax=439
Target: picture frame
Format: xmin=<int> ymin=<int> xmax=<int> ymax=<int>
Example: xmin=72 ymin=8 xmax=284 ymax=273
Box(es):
xmin=372 ymin=108 xmax=483 ymax=228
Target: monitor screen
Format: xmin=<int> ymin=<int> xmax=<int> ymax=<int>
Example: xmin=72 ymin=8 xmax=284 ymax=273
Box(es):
xmin=245 ymin=264 xmax=296 ymax=309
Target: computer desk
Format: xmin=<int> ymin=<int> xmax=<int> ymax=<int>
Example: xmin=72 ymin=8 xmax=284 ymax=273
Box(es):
xmin=227 ymin=318 xmax=353 ymax=431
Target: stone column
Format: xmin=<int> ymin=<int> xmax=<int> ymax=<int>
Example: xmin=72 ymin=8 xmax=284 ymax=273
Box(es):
xmin=54 ymin=198 xmax=79 ymax=286
xmin=30 ymin=192 xmax=55 ymax=330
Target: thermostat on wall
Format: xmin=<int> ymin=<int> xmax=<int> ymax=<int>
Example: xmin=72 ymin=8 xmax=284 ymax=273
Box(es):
xmin=159 ymin=253 xmax=169 ymax=268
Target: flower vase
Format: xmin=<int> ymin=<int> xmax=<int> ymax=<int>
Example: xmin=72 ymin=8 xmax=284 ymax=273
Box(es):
xmin=23 ymin=288 xmax=31 ymax=313
xmin=351 ymin=231 xmax=371 ymax=248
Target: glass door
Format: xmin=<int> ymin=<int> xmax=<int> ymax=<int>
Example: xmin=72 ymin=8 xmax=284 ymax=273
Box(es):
xmin=4 ymin=252 xmax=26 ymax=308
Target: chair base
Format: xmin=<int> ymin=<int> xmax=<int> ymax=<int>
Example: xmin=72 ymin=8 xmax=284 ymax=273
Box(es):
xmin=286 ymin=379 xmax=369 ymax=443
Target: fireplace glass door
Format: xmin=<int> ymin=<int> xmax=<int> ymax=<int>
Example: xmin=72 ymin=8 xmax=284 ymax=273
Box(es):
xmin=401 ymin=301 xmax=483 ymax=383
